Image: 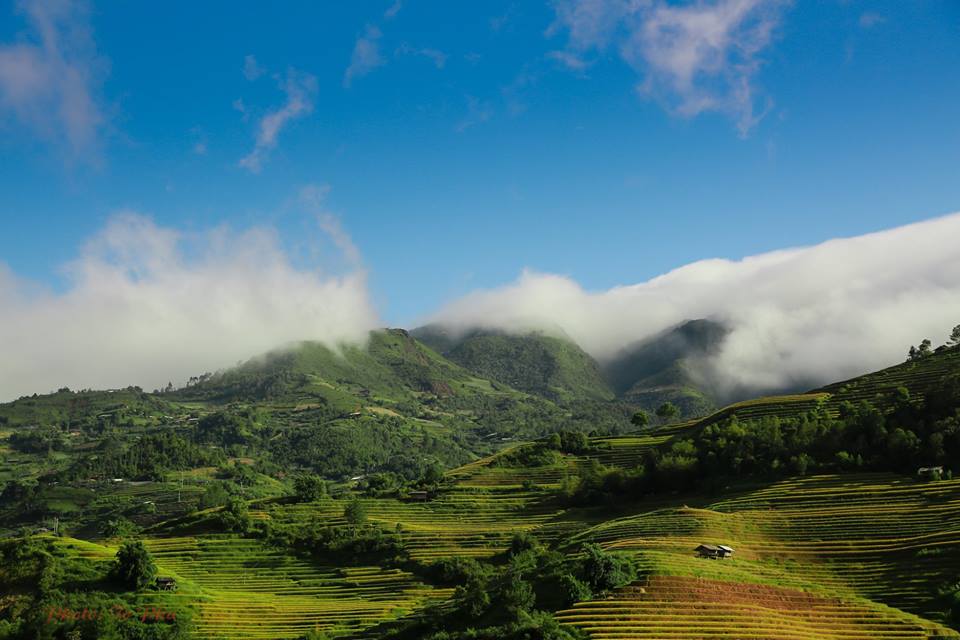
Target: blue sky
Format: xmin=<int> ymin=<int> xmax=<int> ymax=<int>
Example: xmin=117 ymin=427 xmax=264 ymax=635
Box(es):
xmin=1 ymin=0 xmax=959 ymax=332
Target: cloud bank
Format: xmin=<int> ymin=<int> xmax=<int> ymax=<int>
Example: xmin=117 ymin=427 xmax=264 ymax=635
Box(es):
xmin=0 ymin=0 xmax=108 ymax=158
xmin=0 ymin=214 xmax=378 ymax=401
xmin=426 ymin=212 xmax=960 ymax=394
xmin=549 ymin=0 xmax=788 ymax=135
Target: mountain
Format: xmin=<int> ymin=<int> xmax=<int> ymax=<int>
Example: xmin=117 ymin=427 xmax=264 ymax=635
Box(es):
xmin=3 ymin=345 xmax=958 ymax=640
xmin=413 ymin=319 xmax=734 ymax=420
xmin=0 ymin=329 xmax=637 ymax=495
xmin=600 ymin=318 xmax=730 ymax=417
xmin=412 ymin=325 xmax=615 ymax=403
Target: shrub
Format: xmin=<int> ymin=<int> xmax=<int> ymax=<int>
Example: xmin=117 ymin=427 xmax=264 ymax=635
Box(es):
xmin=559 ymin=573 xmax=593 ymax=605
xmin=501 ymin=571 xmax=535 ymax=618
xmin=294 ymin=474 xmax=327 ymax=502
xmin=344 ymin=498 xmax=368 ymax=526
xmin=217 ymin=497 xmax=252 ymax=533
xmin=581 ymin=543 xmax=637 ymax=593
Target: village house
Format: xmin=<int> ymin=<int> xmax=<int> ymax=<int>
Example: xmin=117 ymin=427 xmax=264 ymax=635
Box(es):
xmin=155 ymin=577 xmax=177 ymax=591
xmin=695 ymin=544 xmax=734 ymax=560
xmin=918 ymin=466 xmax=944 ymax=480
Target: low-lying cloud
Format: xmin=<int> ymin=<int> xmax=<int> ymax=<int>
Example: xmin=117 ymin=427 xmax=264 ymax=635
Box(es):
xmin=426 ymin=212 xmax=960 ymax=395
xmin=0 ymin=213 xmax=378 ymax=401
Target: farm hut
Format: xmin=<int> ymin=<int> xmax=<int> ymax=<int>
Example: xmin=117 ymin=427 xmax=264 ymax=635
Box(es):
xmin=155 ymin=577 xmax=177 ymax=591
xmin=695 ymin=544 xmax=719 ymax=559
xmin=695 ymin=544 xmax=734 ymax=559
xmin=918 ymin=466 xmax=944 ymax=480
xmin=406 ymin=490 xmax=431 ymax=502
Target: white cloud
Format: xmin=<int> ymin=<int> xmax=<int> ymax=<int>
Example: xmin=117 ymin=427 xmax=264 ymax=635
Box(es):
xmin=344 ymin=25 xmax=385 ymax=88
xmin=547 ymin=50 xmax=591 ymax=71
xmin=0 ymin=0 xmax=108 ymax=158
xmin=549 ymin=0 xmax=788 ymax=135
xmin=456 ymin=95 xmax=493 ymax=132
xmin=396 ymin=43 xmax=447 ymax=69
xmin=0 ymin=213 xmax=379 ymax=401
xmin=239 ymin=67 xmax=317 ymax=173
xmin=299 ymin=183 xmax=363 ymax=268
xmin=425 ymin=212 xmax=960 ymax=395
xmin=859 ymin=12 xmax=885 ymax=29
xmin=384 ymin=0 xmax=403 ymax=20
xmin=189 ymin=126 xmax=207 ymax=155
xmin=243 ymin=54 xmax=265 ymax=81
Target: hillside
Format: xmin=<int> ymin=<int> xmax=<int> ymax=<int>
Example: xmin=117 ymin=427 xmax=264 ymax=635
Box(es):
xmin=600 ymin=318 xmax=729 ymax=418
xmin=1 ymin=339 xmax=959 ymax=640
xmin=412 ymin=325 xmax=615 ymax=403
xmin=412 ymin=320 xmax=732 ymax=420
xmin=0 ymin=329 xmax=630 ymax=536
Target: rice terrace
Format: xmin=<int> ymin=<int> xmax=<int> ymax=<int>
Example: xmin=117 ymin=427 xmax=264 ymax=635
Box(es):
xmin=2 ymin=1 xmax=960 ymax=639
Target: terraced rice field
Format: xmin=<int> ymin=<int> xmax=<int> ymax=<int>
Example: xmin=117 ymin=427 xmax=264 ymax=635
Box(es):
xmin=585 ymin=435 xmax=674 ymax=468
xmin=259 ymin=488 xmax=567 ymax=561
xmin=562 ymin=473 xmax=960 ymax=638
xmin=143 ymin=535 xmax=452 ymax=639
xmin=697 ymin=393 xmax=832 ymax=427
xmin=818 ymin=350 xmax=960 ymax=406
xmin=446 ymin=431 xmax=675 ymax=490
xmin=556 ymin=576 xmax=955 ymax=639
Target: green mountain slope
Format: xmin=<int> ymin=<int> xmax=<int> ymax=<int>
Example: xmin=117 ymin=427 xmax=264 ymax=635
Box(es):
xmin=2 ymin=340 xmax=959 ymax=640
xmin=0 ymin=329 xmax=632 ymax=502
xmin=413 ymin=319 xmax=732 ymax=419
xmin=600 ymin=318 xmax=729 ymax=417
xmin=177 ymin=328 xmax=496 ymax=406
xmin=412 ymin=325 xmax=615 ymax=403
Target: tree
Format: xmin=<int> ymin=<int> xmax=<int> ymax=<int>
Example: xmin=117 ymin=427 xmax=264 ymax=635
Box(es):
xmin=951 ymin=324 xmax=960 ymax=347
xmin=343 ymin=498 xmax=368 ymax=526
xmin=419 ymin=463 xmax=444 ymax=486
xmin=630 ymin=410 xmax=650 ymax=429
xmin=218 ymin=496 xmax=252 ymax=533
xmin=501 ymin=571 xmax=535 ymax=617
xmin=909 ymin=339 xmax=933 ymax=361
xmin=294 ymin=474 xmax=327 ymax=502
xmin=455 ymin=572 xmax=491 ymax=618
xmin=560 ymin=573 xmax=593 ymax=605
xmin=111 ymin=540 xmax=157 ymax=590
xmin=656 ymin=402 xmax=680 ymax=423
xmin=581 ymin=543 xmax=637 ymax=593
xmin=101 ymin=516 xmax=140 ymax=539
xmin=199 ymin=483 xmax=231 ymax=509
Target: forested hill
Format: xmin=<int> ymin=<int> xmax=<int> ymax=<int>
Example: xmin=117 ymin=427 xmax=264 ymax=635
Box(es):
xmin=411 ymin=326 xmax=615 ymax=403
xmin=601 ymin=318 xmax=729 ymax=416
xmin=414 ymin=319 xmax=732 ymax=417
xmin=0 ymin=329 xmax=634 ymax=495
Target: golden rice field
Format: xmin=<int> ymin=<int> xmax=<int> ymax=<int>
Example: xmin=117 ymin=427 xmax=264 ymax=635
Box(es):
xmin=559 ymin=472 xmax=960 ymax=638
xmin=141 ymin=535 xmax=451 ymax=639
xmin=556 ymin=575 xmax=953 ymax=640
